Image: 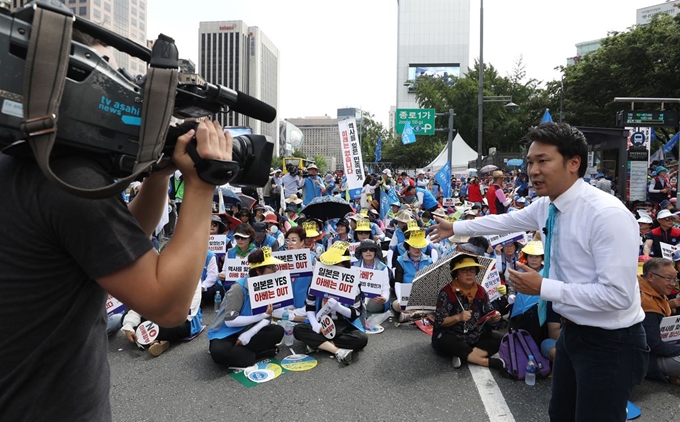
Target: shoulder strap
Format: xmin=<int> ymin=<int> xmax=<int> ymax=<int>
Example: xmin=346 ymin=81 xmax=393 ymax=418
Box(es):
xmin=22 ymin=6 xmax=177 ymax=199
xmin=507 ymin=329 xmax=519 ymax=376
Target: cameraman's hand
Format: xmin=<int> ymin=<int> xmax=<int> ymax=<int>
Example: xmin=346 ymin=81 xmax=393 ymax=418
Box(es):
xmin=173 ymin=120 xmax=232 ymax=187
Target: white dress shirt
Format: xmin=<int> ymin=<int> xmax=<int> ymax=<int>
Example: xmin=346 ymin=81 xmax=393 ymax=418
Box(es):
xmin=453 ymin=179 xmax=644 ymax=329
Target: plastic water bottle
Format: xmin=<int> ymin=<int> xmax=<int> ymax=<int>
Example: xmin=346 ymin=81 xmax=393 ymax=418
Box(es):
xmin=214 ymin=290 xmax=222 ymax=312
xmin=525 ymin=355 xmax=537 ymax=386
xmin=283 ymin=312 xmax=294 ymax=346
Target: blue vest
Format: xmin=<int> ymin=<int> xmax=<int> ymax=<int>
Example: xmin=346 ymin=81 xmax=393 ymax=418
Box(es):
xmin=416 ymin=187 xmax=438 ymax=210
xmin=315 ymin=296 xmax=366 ymax=333
xmin=189 ymin=308 xmax=203 ymax=336
xmin=303 ymin=176 xmax=324 ymax=205
xmin=202 ymin=251 xmax=215 ymax=281
xmin=397 ymin=253 xmax=433 ymax=284
xmin=257 ymin=234 xmax=277 ymax=249
xmin=292 ymin=274 xmax=313 ymax=309
xmin=207 ymin=277 xmax=252 ymax=340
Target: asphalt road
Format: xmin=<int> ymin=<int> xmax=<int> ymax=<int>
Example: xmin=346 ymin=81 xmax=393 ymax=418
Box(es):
xmin=108 ymin=308 xmax=680 ymax=422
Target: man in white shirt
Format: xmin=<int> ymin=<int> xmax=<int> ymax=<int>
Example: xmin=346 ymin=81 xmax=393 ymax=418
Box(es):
xmin=431 ymin=123 xmax=648 ymax=422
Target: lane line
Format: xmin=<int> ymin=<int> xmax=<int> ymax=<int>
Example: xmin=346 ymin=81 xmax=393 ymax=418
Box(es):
xmin=469 ymin=365 xmax=516 ymax=422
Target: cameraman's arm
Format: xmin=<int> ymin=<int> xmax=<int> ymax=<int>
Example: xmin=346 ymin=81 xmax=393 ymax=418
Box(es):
xmin=97 ymin=121 xmax=232 ymax=327
xmin=127 ymin=173 xmax=171 ymax=237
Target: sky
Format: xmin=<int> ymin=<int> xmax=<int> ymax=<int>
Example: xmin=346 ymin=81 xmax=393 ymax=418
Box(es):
xmin=147 ymin=0 xmax=664 ymax=128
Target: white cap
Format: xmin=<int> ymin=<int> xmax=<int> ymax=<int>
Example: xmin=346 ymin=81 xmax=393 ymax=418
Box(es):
xmin=637 ymin=216 xmax=653 ymax=224
xmin=657 ymin=209 xmax=673 ymax=220
xmin=417 ymin=170 xmax=425 ymax=176
xmin=382 ymin=169 xmax=392 ymax=176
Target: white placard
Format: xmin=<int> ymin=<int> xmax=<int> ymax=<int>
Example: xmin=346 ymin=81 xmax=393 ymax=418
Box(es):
xmin=348 ymin=241 xmax=361 ymax=262
xmin=660 ymin=242 xmax=679 ymax=260
xmin=247 ymin=271 xmax=294 ymax=314
xmin=223 ymin=257 xmax=250 ymax=281
xmin=105 ymin=294 xmax=126 ymax=317
xmin=481 ymin=263 xmax=503 ymax=302
xmin=273 ymin=249 xmax=313 ymax=278
xmin=395 ymin=282 xmax=412 ymax=309
xmin=442 ymin=198 xmax=455 ymax=207
xmin=309 ymin=262 xmax=361 ymax=306
xmin=357 ymin=267 xmax=389 ymax=299
xmin=135 ymin=321 xmax=159 ymax=345
xmin=487 ymin=232 xmax=527 ymax=248
xmin=660 ymin=315 xmax=680 ymax=345
xmin=338 ymin=117 xmax=366 ymax=195
xmin=209 ymin=235 xmax=228 ymax=256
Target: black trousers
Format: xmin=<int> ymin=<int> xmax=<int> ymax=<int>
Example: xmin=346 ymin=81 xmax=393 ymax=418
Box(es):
xmin=201 ymin=284 xmax=224 ymax=306
xmin=293 ymin=319 xmax=368 ymax=351
xmin=437 ymin=330 xmax=503 ymax=363
xmin=157 ymin=320 xmax=192 ymax=342
xmin=209 ymin=324 xmax=284 ymax=368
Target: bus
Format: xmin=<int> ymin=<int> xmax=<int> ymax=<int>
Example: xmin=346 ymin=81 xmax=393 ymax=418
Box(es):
xmin=282 ymin=157 xmax=316 ymax=175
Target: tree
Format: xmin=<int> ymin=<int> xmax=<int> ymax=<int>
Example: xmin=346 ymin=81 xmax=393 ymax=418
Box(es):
xmin=562 ymin=14 xmax=680 ymax=132
xmin=313 ymin=154 xmax=328 ymax=174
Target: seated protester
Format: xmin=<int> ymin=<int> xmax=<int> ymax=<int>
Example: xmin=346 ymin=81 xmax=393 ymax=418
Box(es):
xmin=200 ymin=248 xmax=220 ymax=305
xmin=368 ymin=208 xmax=386 ymax=237
xmin=354 ymin=240 xmax=392 ymax=313
xmin=429 ymin=208 xmax=453 ymax=257
xmin=207 ymin=248 xmax=285 ymax=368
xmin=639 ymin=258 xmax=680 ymax=384
xmin=637 ymin=216 xmax=653 ymax=256
xmin=421 ymin=210 xmax=435 ymax=230
xmin=303 ymin=221 xmax=325 ymax=257
xmin=388 ymin=210 xmax=412 ymax=249
xmin=349 ymin=212 xmax=385 ymax=242
xmin=122 ymin=280 xmax=203 ymax=357
xmin=392 ymin=229 xmax=434 ymax=322
xmin=643 ymin=209 xmax=680 ymax=257
xmin=309 ymin=218 xmax=331 ymax=248
xmin=391 ymin=220 xmax=438 ymax=267
xmin=384 ymin=201 xmax=402 ymax=234
xmin=509 ymin=241 xmax=547 ymax=345
xmin=107 ymin=312 xmax=123 ymax=337
xmin=495 ymin=240 xmax=521 ymax=294
xmin=293 ymin=242 xmax=368 ymax=365
xmin=252 ymin=221 xmax=280 ymax=251
xmin=327 ymin=218 xmax=351 ymax=249
xmin=283 ymin=203 xmax=301 ymax=231
xmin=219 ymin=224 xmax=257 ymax=292
xmin=272 ymin=227 xmax=312 ymax=322
xmin=432 ymin=254 xmax=504 ymax=370
xmin=402 ymin=185 xmax=439 ymax=213
xmin=252 ymin=205 xmax=266 ymax=223
xmin=353 ymin=218 xmax=374 ymax=243
xmin=237 ymin=209 xmax=253 ymax=227
xmin=264 ymin=211 xmax=285 ymax=248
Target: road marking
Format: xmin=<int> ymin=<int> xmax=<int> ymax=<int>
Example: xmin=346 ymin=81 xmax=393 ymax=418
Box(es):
xmin=469 ymin=365 xmax=515 ymax=422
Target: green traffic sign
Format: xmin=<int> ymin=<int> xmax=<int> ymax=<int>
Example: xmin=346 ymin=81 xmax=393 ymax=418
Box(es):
xmin=395 ymin=108 xmax=435 ymax=135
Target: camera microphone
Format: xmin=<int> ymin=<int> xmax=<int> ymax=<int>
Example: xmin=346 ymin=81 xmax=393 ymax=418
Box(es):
xmin=213 ymin=85 xmax=277 ymax=123
xmin=542 ymin=227 xmax=548 ymax=235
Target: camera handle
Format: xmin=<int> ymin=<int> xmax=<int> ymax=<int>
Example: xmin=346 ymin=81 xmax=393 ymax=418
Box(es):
xmin=185 ymin=139 xmax=240 ymax=186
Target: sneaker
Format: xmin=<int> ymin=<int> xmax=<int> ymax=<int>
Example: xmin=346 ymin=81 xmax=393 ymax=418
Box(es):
xmin=306 ymin=345 xmax=318 ymax=354
xmin=335 ymin=348 xmax=354 ymax=365
xmin=398 ymin=312 xmax=412 ymax=323
xmin=149 ymin=340 xmax=169 ymax=357
xmin=452 ymin=356 xmax=462 ymax=369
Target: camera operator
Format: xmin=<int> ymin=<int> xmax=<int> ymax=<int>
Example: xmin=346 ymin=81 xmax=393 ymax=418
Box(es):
xmin=0 ymin=35 xmax=233 ymax=420
xmin=282 ymin=164 xmax=304 ymax=202
xmin=302 ymin=163 xmax=327 ymax=206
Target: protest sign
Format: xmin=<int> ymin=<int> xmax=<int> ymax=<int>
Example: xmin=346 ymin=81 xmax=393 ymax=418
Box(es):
xmin=487 ymin=232 xmax=527 ymax=248
xmin=223 ymin=257 xmax=250 ymax=281
xmin=273 ymin=250 xmax=313 ymax=278
xmin=348 ymin=242 xmax=361 ymax=262
xmin=481 ymin=263 xmax=503 ymax=302
xmin=209 ymin=235 xmax=228 ymax=256
xmin=247 ymin=271 xmax=294 ymax=314
xmin=442 ymin=198 xmax=456 ymax=207
xmin=338 ymin=117 xmax=365 ymax=199
xmin=660 ymin=242 xmax=679 ymax=260
xmin=319 ymin=314 xmax=336 ymax=339
xmin=105 ymin=294 xmax=126 ymax=317
xmin=309 ymin=262 xmax=360 ymax=305
xmin=358 ymin=267 xmax=389 ymax=298
xmin=135 ymin=321 xmax=159 ymax=345
xmin=395 ymin=282 xmax=412 ymax=309
xmin=660 ymin=315 xmax=680 ymax=345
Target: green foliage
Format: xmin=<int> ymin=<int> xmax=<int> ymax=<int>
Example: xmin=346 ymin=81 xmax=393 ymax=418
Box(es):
xmin=313 ymin=154 xmax=328 ymax=174
xmin=292 ymin=150 xmax=307 ymax=159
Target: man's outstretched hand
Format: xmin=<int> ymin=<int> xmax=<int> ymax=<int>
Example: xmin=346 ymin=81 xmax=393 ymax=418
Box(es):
xmin=430 ymin=216 xmax=454 ymax=242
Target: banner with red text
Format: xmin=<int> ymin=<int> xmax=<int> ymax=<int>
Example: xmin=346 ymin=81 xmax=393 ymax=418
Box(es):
xmin=309 ymin=262 xmax=361 ymax=305
xmin=247 ymin=271 xmax=295 ymax=314
xmin=358 ymin=267 xmax=389 ymax=299
xmin=338 ymin=117 xmax=365 ymax=199
xmin=273 ymin=250 xmax=313 ymax=278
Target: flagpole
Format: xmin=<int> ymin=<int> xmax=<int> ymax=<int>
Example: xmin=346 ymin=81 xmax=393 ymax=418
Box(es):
xmin=477 ymin=0 xmax=484 ymax=169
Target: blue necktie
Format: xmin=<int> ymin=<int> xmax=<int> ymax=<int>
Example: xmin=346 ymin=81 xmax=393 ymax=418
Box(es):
xmin=538 ymin=203 xmax=558 ymax=326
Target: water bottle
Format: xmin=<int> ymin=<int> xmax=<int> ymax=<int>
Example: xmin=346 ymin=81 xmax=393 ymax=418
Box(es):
xmin=283 ymin=311 xmax=294 ymax=346
xmin=525 ymin=355 xmax=537 ymax=386
xmin=214 ymin=290 xmax=222 ymax=312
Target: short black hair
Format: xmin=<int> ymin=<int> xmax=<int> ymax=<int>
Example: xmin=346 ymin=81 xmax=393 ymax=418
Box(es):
xmin=468 ymin=236 xmax=490 ymax=252
xmin=525 ymin=123 xmax=588 ymax=178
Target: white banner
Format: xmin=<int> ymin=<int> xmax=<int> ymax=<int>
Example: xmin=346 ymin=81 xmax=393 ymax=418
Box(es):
xmin=223 ymin=257 xmax=250 ymax=282
xmin=395 ymin=282 xmax=412 ymax=309
xmin=338 ymin=117 xmax=365 ymax=195
xmin=487 ymin=232 xmax=527 ymax=248
xmin=309 ymin=262 xmax=360 ymax=306
xmin=442 ymin=198 xmax=455 ymax=207
xmin=247 ymin=271 xmax=295 ymax=314
xmin=481 ymin=263 xmax=503 ymax=302
xmin=358 ymin=267 xmax=389 ymax=299
xmin=273 ymin=249 xmax=313 ymax=278
xmin=660 ymin=242 xmax=679 ymax=260
xmin=209 ymin=235 xmax=228 ymax=256
xmin=660 ymin=315 xmax=680 ymax=345
xmin=348 ymin=241 xmax=361 ymax=262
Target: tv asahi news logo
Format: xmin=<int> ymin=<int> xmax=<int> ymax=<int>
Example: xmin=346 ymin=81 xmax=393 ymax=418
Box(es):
xmin=219 ymin=24 xmax=236 ymax=31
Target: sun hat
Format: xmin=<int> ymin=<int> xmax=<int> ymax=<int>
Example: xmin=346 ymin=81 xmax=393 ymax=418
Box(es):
xmin=347 ymin=213 xmax=362 ymax=222
xmin=320 ymin=241 xmax=352 ymax=265
xmin=307 ymin=164 xmax=318 ymax=171
xmin=252 ymin=221 xmax=267 ymax=234
xmin=249 ymin=246 xmax=285 ymax=269
xmin=355 ymin=239 xmax=383 ymax=259
xmin=405 ymin=229 xmax=429 ymax=249
xmin=303 ymin=221 xmax=320 ymax=238
xmin=234 ymin=231 xmax=251 ymax=239
xmin=394 ymin=209 xmax=412 ymax=224
xmin=210 ymin=215 xmax=227 ymax=231
xmin=355 ymin=219 xmax=372 ymax=233
xmin=405 ymin=220 xmax=421 ymax=233
xmin=449 ymin=253 xmax=484 ymax=274
xmin=522 ymin=240 xmax=544 ymax=256
xmin=657 ymin=209 xmax=673 ymax=220
xmin=285 ymin=204 xmax=298 ymax=213
xmin=382 ymin=169 xmax=392 ymax=177
xmin=390 ymin=201 xmax=401 ymax=208
xmin=660 ymin=199 xmax=671 ymax=209
xmin=656 ymin=166 xmax=669 ymax=174
xmin=263 ymin=212 xmax=279 ymax=224
xmin=432 ymin=208 xmax=448 ymax=218
xmin=285 ymin=194 xmax=303 ymax=204
xmin=637 ymin=216 xmax=653 ymax=224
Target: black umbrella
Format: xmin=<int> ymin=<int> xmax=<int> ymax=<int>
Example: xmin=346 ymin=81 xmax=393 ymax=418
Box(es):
xmin=214 ymin=186 xmax=241 ymax=207
xmin=238 ymin=194 xmax=257 ymax=210
xmin=301 ymin=196 xmax=354 ymax=221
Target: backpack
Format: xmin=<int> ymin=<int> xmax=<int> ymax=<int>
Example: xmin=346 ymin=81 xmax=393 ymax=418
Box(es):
xmin=498 ymin=328 xmax=551 ymax=380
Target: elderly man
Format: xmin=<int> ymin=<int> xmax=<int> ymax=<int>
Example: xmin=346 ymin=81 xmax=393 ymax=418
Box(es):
xmin=485 ymin=171 xmax=512 ymax=214
xmin=302 ymin=164 xmax=327 ymax=206
xmin=416 ymin=170 xmax=429 ymax=188
xmin=649 ymin=166 xmax=671 ymax=206
xmin=594 ymin=173 xmax=612 ymax=194
xmin=643 ymin=209 xmax=680 ymax=257
xmin=639 ymin=258 xmax=680 ymax=384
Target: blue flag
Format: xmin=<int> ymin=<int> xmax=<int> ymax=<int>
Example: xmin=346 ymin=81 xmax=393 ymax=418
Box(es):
xmin=540 ymin=109 xmax=553 ymax=124
xmin=375 ymin=136 xmax=382 ymax=162
xmin=434 ymin=161 xmax=451 ymax=199
xmin=401 ymin=121 xmax=417 ymax=145
xmin=379 ymin=187 xmax=400 ymax=220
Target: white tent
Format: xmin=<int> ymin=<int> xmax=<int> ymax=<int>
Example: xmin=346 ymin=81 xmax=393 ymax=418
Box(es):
xmin=420 ymin=133 xmax=479 ymax=174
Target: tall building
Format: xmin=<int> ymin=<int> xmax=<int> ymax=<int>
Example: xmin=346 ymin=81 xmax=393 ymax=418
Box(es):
xmin=637 ymin=1 xmax=680 ymax=25
xmin=395 ymin=0 xmax=471 ymax=112
xmin=566 ymin=39 xmax=601 ymax=66
xmin=10 ymin=0 xmax=148 ymax=75
xmin=198 ymin=21 xmax=280 ymax=149
xmin=285 ymin=116 xmax=341 ymax=171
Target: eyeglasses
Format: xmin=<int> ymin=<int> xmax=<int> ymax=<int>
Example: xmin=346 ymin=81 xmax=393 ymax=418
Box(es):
xmin=285 ymin=238 xmax=300 ymax=244
xmin=651 ymin=272 xmax=677 ymax=283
